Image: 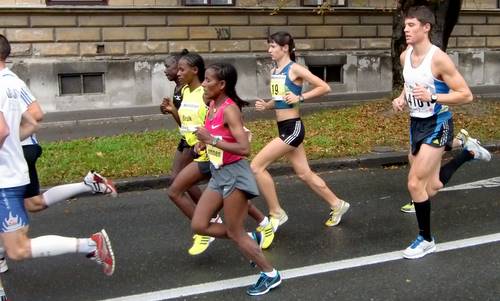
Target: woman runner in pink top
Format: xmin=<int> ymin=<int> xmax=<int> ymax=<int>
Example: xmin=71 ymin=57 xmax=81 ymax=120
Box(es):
xmin=193 ymin=63 xmax=281 ymax=296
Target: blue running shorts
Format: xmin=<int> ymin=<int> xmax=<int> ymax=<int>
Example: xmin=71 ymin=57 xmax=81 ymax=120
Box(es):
xmin=410 ymin=113 xmax=453 ymax=155
xmin=0 ymin=185 xmax=29 ymax=233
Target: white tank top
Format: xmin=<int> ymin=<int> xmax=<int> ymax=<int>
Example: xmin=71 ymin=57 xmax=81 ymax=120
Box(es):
xmin=403 ymin=45 xmax=450 ymax=118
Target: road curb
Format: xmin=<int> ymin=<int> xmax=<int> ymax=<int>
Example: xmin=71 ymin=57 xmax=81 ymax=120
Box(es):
xmin=112 ymin=143 xmax=498 ymax=193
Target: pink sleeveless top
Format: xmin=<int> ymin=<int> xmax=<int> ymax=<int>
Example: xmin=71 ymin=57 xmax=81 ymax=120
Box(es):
xmin=204 ymin=98 xmax=242 ymax=168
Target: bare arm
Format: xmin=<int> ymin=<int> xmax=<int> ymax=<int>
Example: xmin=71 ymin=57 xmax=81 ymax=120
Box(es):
xmin=160 ymin=97 xmax=181 ymax=126
xmin=0 ymin=112 xmax=9 ymax=148
xmin=433 ymin=51 xmax=473 ymax=105
xmin=284 ymin=63 xmax=331 ymax=104
xmin=255 ymin=98 xmax=275 ymax=111
xmin=20 ymin=110 xmax=39 ymax=141
xmin=412 ymin=50 xmax=473 ymax=105
xmin=392 ymin=50 xmax=407 ymax=112
xmin=27 ymin=101 xmax=44 ymax=122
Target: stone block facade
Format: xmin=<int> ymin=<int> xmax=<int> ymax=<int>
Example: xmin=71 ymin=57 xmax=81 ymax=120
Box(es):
xmin=0 ymin=1 xmax=498 ymax=112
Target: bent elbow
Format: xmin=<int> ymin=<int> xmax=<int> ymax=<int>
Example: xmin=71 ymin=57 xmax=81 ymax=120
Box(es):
xmin=240 ymin=146 xmax=251 ymax=157
xmin=0 ymin=129 xmax=9 ymax=141
xmin=324 ymin=85 xmax=332 ymax=94
xmin=32 ymin=121 xmax=40 ymax=133
xmin=465 ymin=92 xmax=473 ymax=103
xmin=34 ymin=111 xmax=44 ymax=122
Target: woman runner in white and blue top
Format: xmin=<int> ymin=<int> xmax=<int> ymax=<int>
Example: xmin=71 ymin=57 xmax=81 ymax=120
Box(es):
xmin=251 ymin=31 xmax=350 ymax=232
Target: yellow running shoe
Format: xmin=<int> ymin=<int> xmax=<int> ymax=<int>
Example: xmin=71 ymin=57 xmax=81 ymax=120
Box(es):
xmin=324 ymin=200 xmax=350 ymax=227
xmin=256 ymin=222 xmax=275 ymax=249
xmin=400 ymin=201 xmax=415 ymax=213
xmin=269 ymin=209 xmax=288 ymax=232
xmin=188 ymin=234 xmax=214 ymax=256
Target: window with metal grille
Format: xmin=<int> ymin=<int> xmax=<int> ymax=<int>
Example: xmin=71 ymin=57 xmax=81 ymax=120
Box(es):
xmin=47 ymin=0 xmax=107 ymax=5
xmin=302 ymin=0 xmax=346 ymax=6
xmin=309 ymin=65 xmax=343 ymax=83
xmin=183 ymin=0 xmax=234 ymax=6
xmin=59 ymin=73 xmax=105 ymax=95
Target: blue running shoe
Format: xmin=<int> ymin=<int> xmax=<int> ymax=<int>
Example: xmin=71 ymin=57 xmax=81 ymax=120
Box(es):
xmin=250 ymin=231 xmax=264 ymax=248
xmin=246 ymin=271 xmax=282 ymax=296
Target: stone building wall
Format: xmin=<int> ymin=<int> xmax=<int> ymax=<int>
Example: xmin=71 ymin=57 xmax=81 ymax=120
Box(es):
xmin=0 ymin=0 xmax=499 ymax=111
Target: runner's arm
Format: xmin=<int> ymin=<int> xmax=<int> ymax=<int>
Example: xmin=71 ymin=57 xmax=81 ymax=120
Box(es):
xmin=195 ymin=105 xmax=250 ymax=156
xmin=392 ymin=50 xmax=407 ymax=112
xmin=432 ymin=51 xmax=473 ymax=105
xmin=20 ymin=109 xmax=39 ymax=141
xmin=255 ymin=98 xmax=275 ymax=111
xmin=0 ymin=112 xmax=8 ymax=148
xmin=160 ymin=97 xmax=181 ymax=126
xmin=27 ymin=101 xmax=44 ymax=122
xmin=219 ymin=105 xmax=250 ymax=156
xmin=288 ymin=63 xmax=331 ymax=103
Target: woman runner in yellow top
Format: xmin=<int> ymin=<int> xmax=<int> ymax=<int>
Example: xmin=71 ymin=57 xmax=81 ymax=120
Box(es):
xmin=165 ymin=50 xmax=274 ymax=255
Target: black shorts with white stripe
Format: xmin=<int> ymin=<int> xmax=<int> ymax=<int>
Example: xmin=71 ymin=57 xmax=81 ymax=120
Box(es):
xmin=277 ymin=118 xmax=305 ymax=147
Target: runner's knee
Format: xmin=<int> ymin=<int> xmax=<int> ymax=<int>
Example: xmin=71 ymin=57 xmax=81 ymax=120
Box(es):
xmin=250 ymin=161 xmax=264 ymax=175
xmin=191 ymin=219 xmax=207 ymax=235
xmin=407 ymin=177 xmax=423 ymax=194
xmin=225 ymin=227 xmax=244 ymax=242
xmin=24 ymin=195 xmax=46 ymax=212
xmin=167 ymin=185 xmax=181 ymax=200
xmin=5 ymin=240 xmax=30 ymax=261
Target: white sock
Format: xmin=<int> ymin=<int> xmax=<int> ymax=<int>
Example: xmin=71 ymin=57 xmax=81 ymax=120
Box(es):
xmin=30 ymin=235 xmax=93 ymax=258
xmin=42 ymin=183 xmax=92 ymax=207
xmin=264 ymin=269 xmax=277 ymax=277
xmin=30 ymin=236 xmax=77 ymax=258
xmin=210 ymin=215 xmax=223 ymax=223
xmin=259 ymin=216 xmax=269 ymax=227
xmin=77 ymin=238 xmax=97 ymax=254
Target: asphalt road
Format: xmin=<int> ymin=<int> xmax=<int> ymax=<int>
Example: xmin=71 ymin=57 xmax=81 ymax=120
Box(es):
xmin=2 ymin=155 xmax=499 ymax=301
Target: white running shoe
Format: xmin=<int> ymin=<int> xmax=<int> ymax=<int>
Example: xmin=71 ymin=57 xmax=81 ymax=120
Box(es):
xmin=325 ymin=200 xmax=350 ymax=227
xmin=402 ymin=235 xmax=436 ymax=259
xmin=457 ymin=129 xmax=491 ymax=161
xmin=84 ymin=171 xmax=118 ymax=197
xmin=0 ymin=257 xmax=8 ymax=273
xmin=269 ymin=209 xmax=288 ymax=232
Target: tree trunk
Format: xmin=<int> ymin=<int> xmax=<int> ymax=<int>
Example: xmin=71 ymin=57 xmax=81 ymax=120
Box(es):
xmin=391 ymin=0 xmax=463 ymax=91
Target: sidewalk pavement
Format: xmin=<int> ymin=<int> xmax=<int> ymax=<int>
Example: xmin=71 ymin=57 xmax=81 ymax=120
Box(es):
xmin=39 ymin=99 xmax=376 ymax=142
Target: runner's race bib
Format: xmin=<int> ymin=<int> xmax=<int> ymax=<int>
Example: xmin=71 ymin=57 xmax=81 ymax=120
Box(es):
xmin=179 ymin=103 xmax=203 ymax=134
xmin=207 ymin=137 xmax=223 ymax=169
xmin=270 ymin=74 xmax=286 ymax=101
xmin=405 ymin=83 xmax=437 ymax=118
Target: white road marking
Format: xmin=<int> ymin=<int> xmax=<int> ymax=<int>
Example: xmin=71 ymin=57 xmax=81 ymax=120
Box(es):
xmin=102 ymin=232 xmax=500 ymax=301
xmin=440 ymin=176 xmax=500 ymax=191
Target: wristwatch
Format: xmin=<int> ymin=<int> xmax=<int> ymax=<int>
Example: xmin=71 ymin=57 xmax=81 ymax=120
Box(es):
xmin=430 ymin=94 xmax=438 ymax=104
xmin=211 ymin=136 xmax=221 ymax=146
xmin=298 ymin=94 xmax=305 ymax=102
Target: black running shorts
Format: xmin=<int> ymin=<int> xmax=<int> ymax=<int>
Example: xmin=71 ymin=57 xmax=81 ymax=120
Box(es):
xmin=410 ymin=114 xmax=453 ymax=155
xmin=22 ymin=144 xmax=43 ymax=198
xmin=277 ymin=118 xmax=305 ymax=148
